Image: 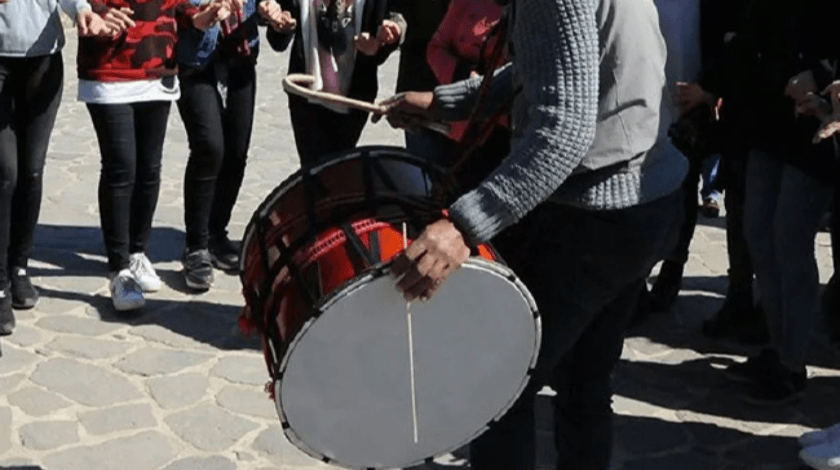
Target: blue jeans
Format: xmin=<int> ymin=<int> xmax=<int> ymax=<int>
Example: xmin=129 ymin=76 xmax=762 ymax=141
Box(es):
xmin=471 ymin=190 xmax=682 ymax=470
xmin=404 ymin=129 xmax=453 ymax=166
xmin=743 ymin=150 xmax=832 ymax=366
xmin=701 ymin=153 xmax=722 ymax=201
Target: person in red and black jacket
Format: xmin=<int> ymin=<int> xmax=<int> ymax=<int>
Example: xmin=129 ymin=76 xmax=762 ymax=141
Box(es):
xmin=78 ymin=0 xmax=236 ymax=312
xmin=261 ymin=0 xmax=406 ymax=166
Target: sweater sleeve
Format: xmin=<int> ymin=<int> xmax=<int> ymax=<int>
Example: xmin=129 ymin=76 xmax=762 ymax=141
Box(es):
xmin=446 ymin=0 xmax=599 ymax=244
xmin=58 ymin=0 xmax=91 ymax=19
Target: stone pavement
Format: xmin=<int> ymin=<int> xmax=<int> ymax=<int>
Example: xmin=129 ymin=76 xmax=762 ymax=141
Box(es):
xmin=1 ymin=25 xmax=839 ymax=470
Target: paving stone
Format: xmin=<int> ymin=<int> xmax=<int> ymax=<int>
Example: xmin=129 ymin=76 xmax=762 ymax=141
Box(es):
xmin=129 ymin=324 xmax=210 ymax=350
xmin=43 ymin=431 xmax=175 ymax=470
xmin=164 ymin=404 xmax=259 ymax=451
xmin=252 ymin=426 xmax=323 ymax=467
xmin=79 ymin=404 xmax=157 ymax=435
xmin=215 ymin=385 xmax=276 ymax=419
xmin=6 ymin=325 xmax=43 ymax=348
xmin=8 ymin=387 xmax=73 ymax=417
xmin=160 ymin=456 xmax=236 ymax=470
xmin=19 ymin=421 xmax=79 ymax=450
xmin=0 ymin=345 xmax=39 ymax=376
xmin=31 ymin=358 xmax=142 ymax=406
xmin=36 ymin=315 xmax=122 ymax=336
xmin=115 ymin=348 xmax=213 ymax=376
xmin=147 ymin=372 xmax=209 ymax=409
xmin=623 ymin=452 xmax=716 ymax=470
xmin=211 ymin=355 xmax=268 ymax=386
xmin=45 ymin=335 xmax=133 ymax=360
xmin=617 ymin=418 xmax=691 ymax=456
xmin=0 ymin=373 xmax=26 ymax=395
xmin=0 ymin=407 xmax=11 ymax=455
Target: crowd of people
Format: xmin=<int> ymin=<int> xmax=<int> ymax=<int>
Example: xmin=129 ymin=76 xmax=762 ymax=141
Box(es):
xmin=3 ymin=0 xmax=840 ymax=469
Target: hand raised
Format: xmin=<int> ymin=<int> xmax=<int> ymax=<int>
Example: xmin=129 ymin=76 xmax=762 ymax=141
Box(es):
xmin=376 ymin=20 xmax=401 ymax=46
xmin=259 ymin=0 xmax=296 ymax=32
xmin=101 ymin=6 xmax=135 ymax=35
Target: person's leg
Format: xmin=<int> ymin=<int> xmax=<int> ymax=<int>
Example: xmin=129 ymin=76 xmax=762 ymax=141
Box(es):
xmin=207 ymin=60 xmax=257 ymax=270
xmin=288 ymin=96 xmax=367 ymax=166
xmin=553 ymin=279 xmax=643 ymax=470
xmin=87 ymin=103 xmax=137 ymax=273
xmin=128 ymin=100 xmax=169 ymax=256
xmin=703 ymin=148 xmax=763 ymax=341
xmin=0 ymin=57 xmax=19 ymax=333
xmin=773 ymin=164 xmax=832 ymax=367
xmin=177 ymin=66 xmax=225 ymax=253
xmin=8 ymin=52 xmax=63 ymax=309
xmin=87 ymin=102 xmax=145 ymax=311
xmin=470 ymin=191 xmax=682 ymax=470
xmin=647 ymin=152 xmax=701 ymax=312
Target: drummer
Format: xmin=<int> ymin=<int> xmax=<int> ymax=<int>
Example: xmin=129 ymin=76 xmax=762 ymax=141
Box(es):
xmin=260 ymin=0 xmax=406 ymax=166
xmin=381 ymin=0 xmax=687 ymax=468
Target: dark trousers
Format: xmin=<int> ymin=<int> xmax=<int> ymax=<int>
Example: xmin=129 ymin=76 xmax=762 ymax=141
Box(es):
xmin=0 ymin=53 xmax=63 ymax=284
xmin=720 ymin=149 xmax=754 ymax=303
xmin=87 ymin=101 xmax=170 ymax=272
xmin=471 ymin=191 xmax=682 ymax=470
xmin=177 ymin=61 xmax=256 ymax=249
xmin=288 ymin=94 xmax=368 ymax=167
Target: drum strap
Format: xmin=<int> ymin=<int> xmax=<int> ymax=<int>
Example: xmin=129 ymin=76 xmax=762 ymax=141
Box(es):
xmin=433 ymin=9 xmax=520 ymax=204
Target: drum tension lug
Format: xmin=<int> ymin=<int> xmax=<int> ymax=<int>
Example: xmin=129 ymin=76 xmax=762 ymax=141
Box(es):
xmin=532 ymin=309 xmax=540 ymax=319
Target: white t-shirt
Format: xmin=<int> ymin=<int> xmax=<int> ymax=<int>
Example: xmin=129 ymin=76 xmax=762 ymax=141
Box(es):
xmin=78 ymin=77 xmax=181 ymax=104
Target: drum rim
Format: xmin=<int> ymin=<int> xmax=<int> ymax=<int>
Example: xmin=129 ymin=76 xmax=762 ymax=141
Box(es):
xmin=274 ymin=257 xmax=542 ymax=470
xmin=239 ymin=145 xmax=446 ymax=275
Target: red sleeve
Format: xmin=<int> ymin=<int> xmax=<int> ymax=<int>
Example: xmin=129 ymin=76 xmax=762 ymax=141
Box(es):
xmin=426 ymin=0 xmax=464 ymax=85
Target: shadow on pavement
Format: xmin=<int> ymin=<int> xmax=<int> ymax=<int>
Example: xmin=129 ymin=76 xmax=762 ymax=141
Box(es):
xmin=614 ymin=357 xmax=840 ymax=430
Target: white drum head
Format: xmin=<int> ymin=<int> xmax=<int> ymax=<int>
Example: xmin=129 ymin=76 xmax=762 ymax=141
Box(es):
xmin=276 ymin=258 xmax=540 ymax=469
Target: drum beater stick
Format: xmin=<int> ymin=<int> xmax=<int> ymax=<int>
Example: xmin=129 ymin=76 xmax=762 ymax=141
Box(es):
xmin=403 ymin=223 xmax=420 ymax=444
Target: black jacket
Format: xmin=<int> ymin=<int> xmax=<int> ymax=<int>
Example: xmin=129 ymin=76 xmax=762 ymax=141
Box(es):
xmin=266 ymin=0 xmax=405 ymax=103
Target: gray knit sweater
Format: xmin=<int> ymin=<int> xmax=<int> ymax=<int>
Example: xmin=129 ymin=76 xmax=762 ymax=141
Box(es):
xmin=436 ymin=0 xmax=687 ymax=244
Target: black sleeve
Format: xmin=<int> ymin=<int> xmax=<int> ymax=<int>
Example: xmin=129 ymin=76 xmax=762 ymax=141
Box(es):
xmin=265 ymin=0 xmax=298 ymax=52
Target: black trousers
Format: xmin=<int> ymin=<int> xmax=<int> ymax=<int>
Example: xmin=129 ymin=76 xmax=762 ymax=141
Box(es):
xmin=177 ymin=60 xmax=256 ymax=250
xmin=471 ymin=192 xmax=682 ymax=470
xmin=87 ymin=101 xmax=170 ymax=272
xmin=0 ymin=53 xmax=64 ymax=285
xmin=288 ymin=94 xmax=368 ymax=167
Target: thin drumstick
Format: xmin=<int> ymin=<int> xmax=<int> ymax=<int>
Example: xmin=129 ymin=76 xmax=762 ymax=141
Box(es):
xmin=282 ymin=74 xmax=451 ymax=136
xmin=403 ymin=222 xmax=420 ymax=444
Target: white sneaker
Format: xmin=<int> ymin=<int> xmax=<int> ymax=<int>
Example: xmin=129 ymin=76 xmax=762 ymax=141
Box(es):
xmin=109 ymin=270 xmax=145 ymax=311
xmin=129 ymin=253 xmax=162 ymax=292
xmin=801 ymin=423 xmax=840 ymax=448
xmin=800 ymin=441 xmax=840 ymax=470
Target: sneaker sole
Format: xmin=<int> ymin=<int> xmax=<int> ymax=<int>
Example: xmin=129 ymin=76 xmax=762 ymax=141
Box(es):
xmin=113 ymin=300 xmax=145 ymax=312
xmin=185 ymin=276 xmax=213 ymax=291
xmin=11 ymin=299 xmax=38 ymax=310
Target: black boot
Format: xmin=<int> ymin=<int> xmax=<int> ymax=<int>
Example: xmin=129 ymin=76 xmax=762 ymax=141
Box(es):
xmin=0 ymin=289 xmax=14 ymax=336
xmin=649 ymin=260 xmax=684 ymax=313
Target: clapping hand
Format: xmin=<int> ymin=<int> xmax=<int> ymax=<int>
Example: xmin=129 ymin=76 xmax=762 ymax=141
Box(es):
xmin=355 ymin=19 xmax=401 ymax=56
xmin=259 ymin=0 xmax=296 ymax=32
xmin=76 ymin=10 xmax=115 ymax=37
xmin=814 ymin=81 xmax=840 ymax=143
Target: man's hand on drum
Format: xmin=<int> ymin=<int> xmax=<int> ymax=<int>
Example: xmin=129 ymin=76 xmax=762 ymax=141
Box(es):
xmin=374 ymin=91 xmax=439 ymax=132
xmin=259 ymin=0 xmax=296 ymax=33
xmin=391 ymin=219 xmax=470 ymax=301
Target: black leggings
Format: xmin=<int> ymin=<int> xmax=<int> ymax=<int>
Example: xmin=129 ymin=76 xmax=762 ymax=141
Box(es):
xmin=288 ymin=94 xmax=368 ymax=167
xmin=0 ymin=53 xmax=64 ymax=285
xmin=177 ymin=60 xmax=256 ymax=250
xmin=86 ymin=101 xmax=170 ymax=272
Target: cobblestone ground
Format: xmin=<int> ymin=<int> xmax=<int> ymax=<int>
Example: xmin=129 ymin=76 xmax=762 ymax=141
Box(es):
xmin=1 ymin=26 xmax=839 ymax=470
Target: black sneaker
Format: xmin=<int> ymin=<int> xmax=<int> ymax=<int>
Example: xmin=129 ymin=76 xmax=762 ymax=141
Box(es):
xmin=208 ymin=234 xmax=241 ymax=272
xmin=183 ymin=249 xmax=214 ymax=291
xmin=742 ymin=362 xmax=807 ymax=406
xmin=10 ymin=267 xmax=39 ymax=309
xmin=726 ymin=348 xmax=780 ymax=384
xmin=0 ymin=289 xmax=14 ymax=336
